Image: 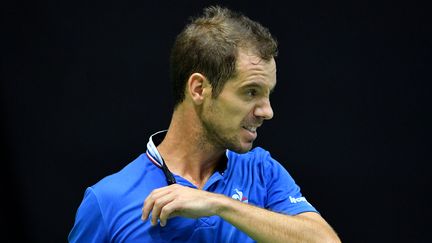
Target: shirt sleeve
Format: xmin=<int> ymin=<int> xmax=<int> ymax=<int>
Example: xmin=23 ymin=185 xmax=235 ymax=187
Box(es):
xmin=263 ymin=154 xmax=319 ymax=215
xmin=68 ymin=187 xmax=109 ymax=243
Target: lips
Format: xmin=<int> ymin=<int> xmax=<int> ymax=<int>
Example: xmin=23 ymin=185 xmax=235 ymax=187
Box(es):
xmin=242 ymin=126 xmax=257 ymax=133
xmin=242 ymin=125 xmax=258 ymax=141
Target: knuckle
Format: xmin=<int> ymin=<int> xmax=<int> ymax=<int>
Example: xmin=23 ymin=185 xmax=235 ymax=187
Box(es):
xmin=173 ymin=184 xmax=181 ymax=189
xmin=160 ymin=205 xmax=174 ymax=219
xmin=154 ymin=199 xmax=162 ymax=207
xmin=161 ymin=206 xmax=170 ymax=215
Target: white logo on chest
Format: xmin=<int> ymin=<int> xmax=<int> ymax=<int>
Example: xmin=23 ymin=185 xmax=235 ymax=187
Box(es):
xmin=231 ymin=189 xmax=248 ymax=203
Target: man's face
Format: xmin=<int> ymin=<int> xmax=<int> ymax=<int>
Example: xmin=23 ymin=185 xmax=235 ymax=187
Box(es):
xmin=200 ymin=50 xmax=277 ymax=153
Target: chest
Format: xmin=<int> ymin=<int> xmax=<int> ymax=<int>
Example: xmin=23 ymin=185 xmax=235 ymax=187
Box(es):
xmin=111 ymin=180 xmax=266 ymax=242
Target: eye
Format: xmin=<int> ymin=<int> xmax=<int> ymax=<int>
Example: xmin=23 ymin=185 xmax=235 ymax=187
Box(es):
xmin=246 ymin=89 xmax=258 ymax=97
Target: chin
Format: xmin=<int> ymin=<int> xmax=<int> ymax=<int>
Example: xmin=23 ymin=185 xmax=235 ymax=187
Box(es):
xmin=230 ymin=141 xmax=253 ymax=154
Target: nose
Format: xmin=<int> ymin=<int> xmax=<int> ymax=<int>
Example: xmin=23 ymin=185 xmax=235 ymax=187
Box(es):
xmin=254 ymin=99 xmax=274 ymax=120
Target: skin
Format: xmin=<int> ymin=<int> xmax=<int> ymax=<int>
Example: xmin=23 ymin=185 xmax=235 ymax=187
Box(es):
xmin=141 ymin=49 xmax=341 ymax=242
xmin=198 ymin=51 xmax=276 ymax=154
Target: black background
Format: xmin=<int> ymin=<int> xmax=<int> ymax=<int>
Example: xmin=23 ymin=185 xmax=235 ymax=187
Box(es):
xmin=2 ymin=0 xmax=431 ymax=242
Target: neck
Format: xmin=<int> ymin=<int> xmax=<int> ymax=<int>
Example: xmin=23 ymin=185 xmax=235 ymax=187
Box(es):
xmin=157 ymin=103 xmax=224 ymax=189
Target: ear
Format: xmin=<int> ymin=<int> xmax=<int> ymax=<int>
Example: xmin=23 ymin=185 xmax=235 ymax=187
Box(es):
xmin=187 ymin=73 xmax=210 ymax=105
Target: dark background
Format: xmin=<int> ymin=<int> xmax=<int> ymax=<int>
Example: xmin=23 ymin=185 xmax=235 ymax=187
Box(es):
xmin=2 ymin=0 xmax=431 ymax=242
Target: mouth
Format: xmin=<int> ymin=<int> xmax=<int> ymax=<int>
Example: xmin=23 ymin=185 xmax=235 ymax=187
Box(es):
xmin=242 ymin=125 xmax=258 ymax=141
xmin=242 ymin=126 xmax=257 ymax=133
xmin=241 ymin=120 xmax=263 ymax=142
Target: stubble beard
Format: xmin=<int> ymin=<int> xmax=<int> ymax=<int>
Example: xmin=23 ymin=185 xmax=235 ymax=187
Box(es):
xmin=200 ymin=110 xmax=253 ymax=154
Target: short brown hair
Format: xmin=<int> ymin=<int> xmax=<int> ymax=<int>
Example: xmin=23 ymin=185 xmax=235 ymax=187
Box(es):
xmin=170 ymin=5 xmax=278 ymax=108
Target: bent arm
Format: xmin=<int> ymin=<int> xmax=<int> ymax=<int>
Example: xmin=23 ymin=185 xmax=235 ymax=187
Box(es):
xmin=143 ymin=185 xmax=340 ymax=242
xmin=215 ymin=195 xmax=341 ymax=243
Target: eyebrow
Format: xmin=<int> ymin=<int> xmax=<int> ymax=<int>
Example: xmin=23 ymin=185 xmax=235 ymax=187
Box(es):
xmin=240 ymin=81 xmax=276 ymax=94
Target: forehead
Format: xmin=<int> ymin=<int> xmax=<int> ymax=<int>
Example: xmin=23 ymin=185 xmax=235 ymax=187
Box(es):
xmin=232 ymin=50 xmax=277 ymax=88
xmin=236 ymin=50 xmax=276 ymax=69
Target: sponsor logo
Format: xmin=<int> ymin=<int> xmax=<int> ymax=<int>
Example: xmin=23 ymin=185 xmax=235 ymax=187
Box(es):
xmin=289 ymin=196 xmax=308 ymax=204
xmin=231 ymin=189 xmax=248 ymax=203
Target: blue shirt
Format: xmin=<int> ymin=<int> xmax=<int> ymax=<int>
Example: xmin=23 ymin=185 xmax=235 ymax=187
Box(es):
xmin=69 ymin=147 xmax=317 ymax=242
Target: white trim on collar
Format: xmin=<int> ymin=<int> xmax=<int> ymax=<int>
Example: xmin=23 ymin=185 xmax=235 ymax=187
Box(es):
xmin=146 ymin=130 xmax=167 ymax=168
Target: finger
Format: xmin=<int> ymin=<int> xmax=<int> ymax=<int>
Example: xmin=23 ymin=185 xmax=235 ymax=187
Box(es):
xmin=142 ymin=187 xmax=175 ymax=221
xmin=159 ymin=201 xmax=181 ymax=227
xmin=151 ymin=195 xmax=175 ymax=226
xmin=142 ymin=197 xmax=153 ymax=221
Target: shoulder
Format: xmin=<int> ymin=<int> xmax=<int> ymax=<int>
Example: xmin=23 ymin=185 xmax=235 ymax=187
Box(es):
xmin=70 ymin=153 xmax=162 ymax=241
xmin=90 ymin=153 xmax=161 ymax=202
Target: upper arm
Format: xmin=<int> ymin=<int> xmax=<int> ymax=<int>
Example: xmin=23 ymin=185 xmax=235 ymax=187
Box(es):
xmin=68 ymin=187 xmax=109 ymax=243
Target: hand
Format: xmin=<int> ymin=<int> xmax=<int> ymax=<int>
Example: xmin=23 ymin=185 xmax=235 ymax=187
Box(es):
xmin=141 ymin=184 xmax=223 ymax=227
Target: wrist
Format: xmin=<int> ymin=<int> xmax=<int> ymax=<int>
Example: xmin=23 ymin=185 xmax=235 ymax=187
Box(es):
xmin=210 ymin=193 xmax=231 ymax=216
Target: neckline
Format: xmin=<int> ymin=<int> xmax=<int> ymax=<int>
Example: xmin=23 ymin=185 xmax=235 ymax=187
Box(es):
xmin=145 ymin=130 xmax=230 ymax=187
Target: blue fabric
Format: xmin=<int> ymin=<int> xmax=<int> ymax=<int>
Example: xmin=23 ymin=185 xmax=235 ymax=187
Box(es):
xmin=69 ymin=147 xmax=318 ymax=242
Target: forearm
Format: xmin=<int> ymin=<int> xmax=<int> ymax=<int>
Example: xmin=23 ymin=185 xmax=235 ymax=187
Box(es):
xmin=214 ymin=195 xmax=341 ymax=243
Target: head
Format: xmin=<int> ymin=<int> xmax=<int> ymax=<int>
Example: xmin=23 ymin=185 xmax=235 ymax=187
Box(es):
xmin=170 ymin=6 xmax=278 ymax=153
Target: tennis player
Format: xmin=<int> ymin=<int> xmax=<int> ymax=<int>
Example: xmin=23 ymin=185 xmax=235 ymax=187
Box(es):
xmin=69 ymin=5 xmax=341 ymax=242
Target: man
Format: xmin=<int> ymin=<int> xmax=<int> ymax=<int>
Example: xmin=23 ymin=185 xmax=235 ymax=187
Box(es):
xmin=69 ymin=5 xmax=341 ymax=242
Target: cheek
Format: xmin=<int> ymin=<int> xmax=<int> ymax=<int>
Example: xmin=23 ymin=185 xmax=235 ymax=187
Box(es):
xmin=208 ymin=94 xmax=255 ymax=126
xmin=225 ymin=103 xmax=254 ymax=125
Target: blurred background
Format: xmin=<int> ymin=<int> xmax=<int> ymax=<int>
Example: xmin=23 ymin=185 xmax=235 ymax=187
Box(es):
xmin=2 ymin=0 xmax=430 ymax=242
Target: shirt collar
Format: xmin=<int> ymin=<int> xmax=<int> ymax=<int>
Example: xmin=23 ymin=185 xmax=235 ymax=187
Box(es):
xmin=145 ymin=130 xmax=228 ymax=174
xmin=146 ymin=130 xmax=167 ymax=168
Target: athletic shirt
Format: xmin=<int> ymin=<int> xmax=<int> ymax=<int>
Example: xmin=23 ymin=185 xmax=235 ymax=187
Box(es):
xmin=69 ymin=132 xmax=317 ymax=242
